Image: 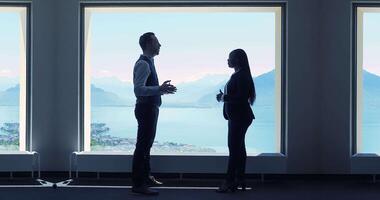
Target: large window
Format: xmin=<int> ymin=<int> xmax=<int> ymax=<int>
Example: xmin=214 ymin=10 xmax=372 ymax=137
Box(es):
xmin=82 ymin=6 xmax=283 ymax=155
xmin=0 ymin=6 xmax=28 ymax=151
xmin=355 ymin=7 xmax=380 ymax=154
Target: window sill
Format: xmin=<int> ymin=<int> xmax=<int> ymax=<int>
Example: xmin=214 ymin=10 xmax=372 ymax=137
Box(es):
xmin=352 ymin=153 xmax=380 ymax=174
xmin=71 ymin=151 xmax=286 ymax=175
xmin=0 ymin=151 xmax=39 ymax=175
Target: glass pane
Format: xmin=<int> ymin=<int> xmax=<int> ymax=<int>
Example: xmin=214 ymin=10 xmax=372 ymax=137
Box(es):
xmin=85 ymin=7 xmax=281 ymax=155
xmin=0 ymin=7 xmax=27 ymax=151
xmin=360 ymin=11 xmax=380 ymax=153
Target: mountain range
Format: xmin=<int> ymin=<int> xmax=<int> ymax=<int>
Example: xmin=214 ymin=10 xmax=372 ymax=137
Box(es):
xmin=0 ymin=70 xmax=379 ymax=108
xmin=88 ymin=70 xmax=276 ymax=107
xmin=0 ymin=85 xmax=19 ymax=106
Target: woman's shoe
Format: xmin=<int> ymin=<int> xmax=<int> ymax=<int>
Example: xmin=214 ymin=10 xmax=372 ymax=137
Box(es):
xmin=216 ymin=181 xmax=238 ymax=193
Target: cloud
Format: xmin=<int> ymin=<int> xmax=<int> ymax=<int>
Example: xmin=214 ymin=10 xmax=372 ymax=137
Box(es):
xmin=94 ymin=69 xmax=112 ymax=77
xmin=0 ymin=69 xmax=12 ymax=77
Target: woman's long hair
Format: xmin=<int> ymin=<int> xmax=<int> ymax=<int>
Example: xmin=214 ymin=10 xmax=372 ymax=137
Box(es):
xmin=230 ymin=49 xmax=256 ymax=105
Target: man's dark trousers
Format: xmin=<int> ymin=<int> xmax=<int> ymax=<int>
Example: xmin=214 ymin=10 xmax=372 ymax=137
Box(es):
xmin=132 ymin=103 xmax=159 ymax=187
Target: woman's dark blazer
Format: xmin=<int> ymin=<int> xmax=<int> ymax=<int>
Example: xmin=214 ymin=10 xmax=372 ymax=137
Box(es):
xmin=223 ymin=70 xmax=255 ymax=122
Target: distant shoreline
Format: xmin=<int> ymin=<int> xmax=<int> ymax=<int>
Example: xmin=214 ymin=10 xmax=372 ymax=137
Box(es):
xmin=90 ymin=105 xmax=221 ymax=109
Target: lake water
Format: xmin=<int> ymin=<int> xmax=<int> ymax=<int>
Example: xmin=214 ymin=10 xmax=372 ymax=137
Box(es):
xmin=3 ymin=105 xmax=379 ymax=154
xmin=0 ymin=106 xmax=19 ymax=124
xmin=91 ymin=106 xmax=277 ymax=154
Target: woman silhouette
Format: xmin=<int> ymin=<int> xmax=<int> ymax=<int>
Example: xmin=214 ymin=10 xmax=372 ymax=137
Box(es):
xmin=216 ymin=49 xmax=256 ymax=193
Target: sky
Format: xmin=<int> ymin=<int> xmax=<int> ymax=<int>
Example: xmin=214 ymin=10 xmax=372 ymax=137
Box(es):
xmin=87 ymin=10 xmax=277 ymax=84
xmin=363 ymin=13 xmax=380 ymax=76
xmin=0 ymin=12 xmax=21 ymax=78
xmin=1 ymin=8 xmax=379 ymax=81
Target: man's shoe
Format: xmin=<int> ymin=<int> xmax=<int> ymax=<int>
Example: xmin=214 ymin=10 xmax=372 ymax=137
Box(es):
xmin=216 ymin=181 xmax=238 ymax=193
xmin=131 ymin=185 xmax=159 ymax=195
xmin=147 ymin=175 xmax=163 ymax=186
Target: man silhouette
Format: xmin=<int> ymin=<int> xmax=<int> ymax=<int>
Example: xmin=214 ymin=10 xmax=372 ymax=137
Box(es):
xmin=131 ymin=32 xmax=177 ymax=195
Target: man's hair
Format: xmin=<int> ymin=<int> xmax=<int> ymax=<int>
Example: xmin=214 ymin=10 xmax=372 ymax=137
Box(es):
xmin=139 ymin=32 xmax=155 ymax=51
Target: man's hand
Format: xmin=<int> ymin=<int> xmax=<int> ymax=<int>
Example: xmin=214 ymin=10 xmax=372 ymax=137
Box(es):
xmin=159 ymin=80 xmax=177 ymax=95
xmin=216 ymin=89 xmax=223 ymax=102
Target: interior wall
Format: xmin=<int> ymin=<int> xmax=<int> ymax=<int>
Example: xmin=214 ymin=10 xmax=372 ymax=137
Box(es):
xmin=31 ymin=0 xmax=59 ymax=170
xmin=318 ymin=0 xmax=380 ymax=174
xmin=24 ymin=0 xmax=378 ymax=173
xmin=319 ymin=0 xmax=353 ymax=174
xmin=285 ymin=0 xmax=321 ymax=173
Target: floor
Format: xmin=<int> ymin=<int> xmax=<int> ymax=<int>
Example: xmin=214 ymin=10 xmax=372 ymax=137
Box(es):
xmin=0 ymin=178 xmax=380 ymax=200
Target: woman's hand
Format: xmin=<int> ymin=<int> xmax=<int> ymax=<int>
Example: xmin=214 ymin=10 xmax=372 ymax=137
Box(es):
xmin=216 ymin=89 xmax=224 ymax=102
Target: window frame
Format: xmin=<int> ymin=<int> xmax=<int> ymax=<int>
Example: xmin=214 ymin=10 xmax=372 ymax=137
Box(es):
xmin=79 ymin=1 xmax=287 ymax=157
xmin=352 ymin=3 xmax=380 ymax=156
xmin=0 ymin=3 xmax=31 ymax=152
